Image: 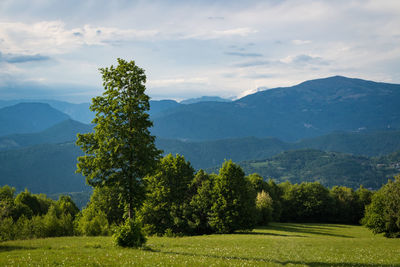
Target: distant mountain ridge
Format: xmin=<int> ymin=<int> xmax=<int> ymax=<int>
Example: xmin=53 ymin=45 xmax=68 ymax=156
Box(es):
xmin=1 ymin=75 xmax=400 ymax=194
xmin=1 ymin=142 xmax=398 ymax=194
xmin=180 ymin=96 xmax=232 ymax=104
xmin=0 ymin=119 xmax=93 ymax=150
xmin=0 ymin=103 xmax=70 ymax=137
xmin=157 ymin=130 xmax=400 ymax=169
xmin=0 ymin=99 xmax=93 ymax=124
xmin=151 ymin=76 xmax=400 ymax=141
xmin=3 ymin=76 xmax=399 ymax=142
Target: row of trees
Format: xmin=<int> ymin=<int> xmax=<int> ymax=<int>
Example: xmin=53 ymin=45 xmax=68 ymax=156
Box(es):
xmin=1 ymin=167 xmax=399 ymax=241
xmin=0 ymin=186 xmax=79 ymax=240
xmin=83 ymin=155 xmax=375 ymax=236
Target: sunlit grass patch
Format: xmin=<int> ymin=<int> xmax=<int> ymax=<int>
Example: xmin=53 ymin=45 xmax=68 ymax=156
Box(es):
xmin=1 ymin=223 xmax=399 ymax=266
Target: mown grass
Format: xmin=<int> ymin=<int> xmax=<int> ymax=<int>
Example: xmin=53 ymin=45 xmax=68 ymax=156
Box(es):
xmin=1 ymin=223 xmax=399 ymax=266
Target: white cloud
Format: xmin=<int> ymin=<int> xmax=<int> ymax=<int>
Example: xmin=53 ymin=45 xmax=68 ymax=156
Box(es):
xmin=148 ymin=77 xmax=209 ymax=87
xmin=0 ymin=21 xmax=159 ymax=55
xmin=0 ymin=0 xmax=399 ymax=101
xmin=182 ymin=27 xmax=258 ymax=40
xmin=292 ymin=39 xmax=312 ymax=45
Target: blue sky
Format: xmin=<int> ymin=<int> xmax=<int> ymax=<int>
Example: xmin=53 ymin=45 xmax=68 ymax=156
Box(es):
xmin=0 ymin=0 xmax=399 ymax=102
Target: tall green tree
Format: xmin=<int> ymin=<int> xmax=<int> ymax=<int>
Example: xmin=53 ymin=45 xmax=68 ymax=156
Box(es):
xmin=140 ymin=154 xmax=195 ymax=235
xmin=188 ymin=170 xmax=216 ymax=234
xmin=76 ymin=59 xmax=161 ymax=219
xmin=209 ymin=160 xmax=257 ymax=233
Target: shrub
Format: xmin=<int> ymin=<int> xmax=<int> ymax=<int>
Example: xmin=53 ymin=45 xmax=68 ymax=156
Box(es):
xmin=76 ymin=206 xmax=110 ymax=236
xmin=0 ymin=217 xmax=15 ymax=241
xmin=113 ymin=219 xmax=146 ymax=248
xmin=256 ymin=190 xmax=273 ymax=225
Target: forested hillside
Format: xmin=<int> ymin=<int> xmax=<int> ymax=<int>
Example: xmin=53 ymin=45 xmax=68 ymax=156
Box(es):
xmin=0 ymin=142 xmax=89 ymax=194
xmin=235 ymin=149 xmax=399 ymax=189
xmin=0 ymin=120 xmax=93 ymax=150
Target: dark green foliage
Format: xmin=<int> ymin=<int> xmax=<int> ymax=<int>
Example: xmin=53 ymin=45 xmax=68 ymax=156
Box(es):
xmin=280 ymin=182 xmax=333 ymax=222
xmin=362 ymin=175 xmax=400 ymax=237
xmin=356 ymin=185 xmax=373 ymax=219
xmin=330 ymin=186 xmax=361 ymax=224
xmin=56 ymin=195 xmax=79 ymax=218
xmin=141 ymin=154 xmax=195 ymax=235
xmin=187 ymin=170 xmax=215 ymax=234
xmin=264 ymin=179 xmax=283 ymax=221
xmin=113 ymin=219 xmax=146 ymax=248
xmin=76 ymin=59 xmax=161 ymax=219
xmin=86 ymin=186 xmax=124 ymax=225
xmin=247 ymin=173 xmax=266 ymax=192
xmin=0 ymin=185 xmax=80 ymax=241
xmin=50 ymin=191 xmax=92 ymax=210
xmin=14 ymin=189 xmax=46 ymax=217
xmin=209 ymin=160 xmax=257 ymax=233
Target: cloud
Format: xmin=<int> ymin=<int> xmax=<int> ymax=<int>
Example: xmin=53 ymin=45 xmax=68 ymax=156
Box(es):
xmin=292 ymin=39 xmax=312 ymax=45
xmin=233 ymin=60 xmax=271 ymax=68
xmin=183 ymin=27 xmax=258 ymax=40
xmin=147 ymin=77 xmax=208 ymax=87
xmin=281 ymin=54 xmax=329 ymax=66
xmin=208 ymin=16 xmax=224 ymax=20
xmin=244 ymin=73 xmax=275 ymax=79
xmin=0 ymin=0 xmax=399 ymax=101
xmin=0 ymin=52 xmax=50 ymax=63
xmin=0 ymin=21 xmax=159 ymax=55
xmin=225 ymin=52 xmax=263 ymax=57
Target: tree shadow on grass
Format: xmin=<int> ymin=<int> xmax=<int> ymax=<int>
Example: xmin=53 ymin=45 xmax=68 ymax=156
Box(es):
xmin=0 ymin=245 xmax=37 ymax=253
xmin=260 ymin=223 xmax=354 ymax=238
xmin=151 ymin=250 xmax=395 ymax=266
xmin=235 ymin=231 xmax=306 ymax=238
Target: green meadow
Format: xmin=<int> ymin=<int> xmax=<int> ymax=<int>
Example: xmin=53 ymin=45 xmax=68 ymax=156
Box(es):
xmin=1 ymin=223 xmax=399 ymax=266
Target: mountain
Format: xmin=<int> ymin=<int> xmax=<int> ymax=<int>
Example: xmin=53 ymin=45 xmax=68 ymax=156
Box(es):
xmin=149 ymin=100 xmax=181 ymax=117
xmin=0 ymin=142 xmax=89 ymax=194
xmin=42 ymin=100 xmax=93 ymax=124
xmin=1 ymin=141 xmax=398 ymax=194
xmin=294 ymin=130 xmax=400 ymax=157
xmin=0 ymin=99 xmax=180 ymax=124
xmin=0 ymin=99 xmax=93 ymax=124
xmin=0 ymin=119 xmax=93 ymax=150
xmin=180 ymin=96 xmax=232 ymax=105
xmin=156 ymin=136 xmax=290 ymax=169
xmin=229 ymin=149 xmax=399 ymax=190
xmin=0 ymin=103 xmax=70 ymax=137
xmin=151 ymin=76 xmax=400 ymax=141
xmin=156 ymin=130 xmax=400 ymax=169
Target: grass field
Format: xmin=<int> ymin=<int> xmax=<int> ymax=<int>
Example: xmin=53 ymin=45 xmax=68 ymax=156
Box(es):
xmin=1 ymin=223 xmax=399 ymax=266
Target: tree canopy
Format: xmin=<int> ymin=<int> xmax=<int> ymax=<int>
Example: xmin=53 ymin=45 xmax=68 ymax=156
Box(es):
xmin=76 ymin=58 xmax=161 ymax=219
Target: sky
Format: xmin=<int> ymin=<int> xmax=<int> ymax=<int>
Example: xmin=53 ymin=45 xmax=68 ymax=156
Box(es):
xmin=0 ymin=0 xmax=399 ymax=103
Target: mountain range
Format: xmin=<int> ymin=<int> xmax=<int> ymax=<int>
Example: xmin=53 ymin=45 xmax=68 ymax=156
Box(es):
xmin=0 ymin=75 xmax=400 ymax=195
xmin=151 ymin=76 xmax=400 ymax=141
